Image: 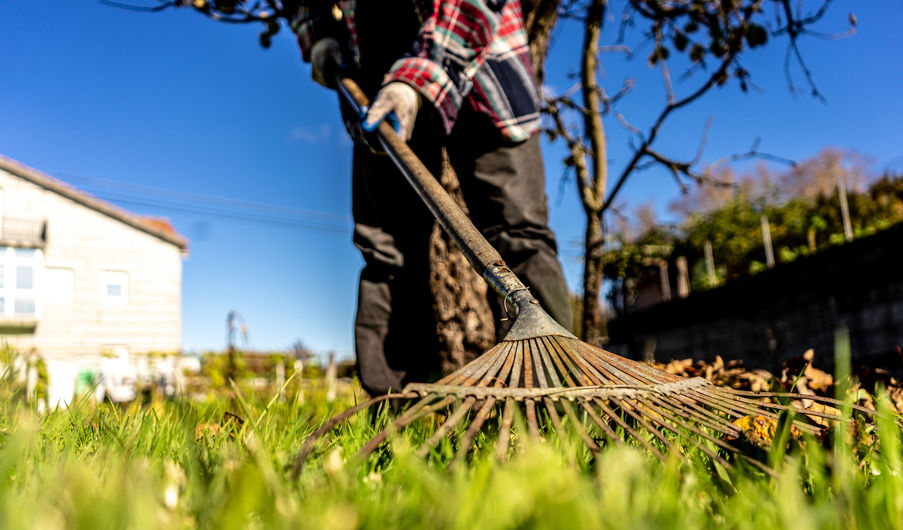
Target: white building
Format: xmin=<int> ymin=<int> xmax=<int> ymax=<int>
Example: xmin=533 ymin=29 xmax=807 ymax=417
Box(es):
xmin=0 ymin=155 xmax=187 ymax=368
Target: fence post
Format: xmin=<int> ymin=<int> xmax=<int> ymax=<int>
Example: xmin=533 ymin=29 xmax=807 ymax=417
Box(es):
xmin=704 ymin=241 xmax=716 ymax=288
xmin=761 ymin=215 xmax=775 ymax=268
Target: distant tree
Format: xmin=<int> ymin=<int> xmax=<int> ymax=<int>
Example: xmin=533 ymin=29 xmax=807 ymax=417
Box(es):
xmin=541 ymin=0 xmax=857 ymax=343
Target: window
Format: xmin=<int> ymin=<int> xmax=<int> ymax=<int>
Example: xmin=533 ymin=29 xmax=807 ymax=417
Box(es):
xmin=0 ymin=246 xmax=41 ymax=319
xmin=101 ymin=271 xmax=128 ymax=305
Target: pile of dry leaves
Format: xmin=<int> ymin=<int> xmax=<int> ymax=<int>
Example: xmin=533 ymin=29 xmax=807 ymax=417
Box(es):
xmin=649 ymin=350 xmax=903 ymax=447
xmin=651 ymin=349 xmax=903 ymax=415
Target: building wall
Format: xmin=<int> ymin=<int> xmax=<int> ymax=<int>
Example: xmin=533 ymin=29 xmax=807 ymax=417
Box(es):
xmin=0 ymin=167 xmax=182 ymax=363
xmin=607 ymin=222 xmax=903 ymax=374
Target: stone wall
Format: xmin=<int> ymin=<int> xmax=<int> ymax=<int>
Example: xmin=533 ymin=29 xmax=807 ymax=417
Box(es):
xmin=607 ymin=222 xmax=903 ymax=374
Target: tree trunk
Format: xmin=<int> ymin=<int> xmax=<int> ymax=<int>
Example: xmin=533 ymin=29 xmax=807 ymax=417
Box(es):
xmin=582 ymin=213 xmax=605 ymax=345
xmin=523 ymin=0 xmax=563 ymax=86
xmin=428 ymin=149 xmax=496 ymax=374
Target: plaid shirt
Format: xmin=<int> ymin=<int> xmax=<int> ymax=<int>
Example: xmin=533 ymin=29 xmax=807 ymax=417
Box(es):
xmin=288 ymin=1 xmax=540 ymax=143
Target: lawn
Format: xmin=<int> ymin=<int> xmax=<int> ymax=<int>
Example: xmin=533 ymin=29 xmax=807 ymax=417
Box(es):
xmin=1 ymin=369 xmax=902 ymax=530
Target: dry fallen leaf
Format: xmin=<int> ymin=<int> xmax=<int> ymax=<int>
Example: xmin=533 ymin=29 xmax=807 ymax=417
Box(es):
xmin=731 ymin=414 xmax=803 ymax=448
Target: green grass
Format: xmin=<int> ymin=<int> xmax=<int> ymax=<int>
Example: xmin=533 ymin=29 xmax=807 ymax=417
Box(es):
xmin=1 ymin=378 xmax=902 ymax=530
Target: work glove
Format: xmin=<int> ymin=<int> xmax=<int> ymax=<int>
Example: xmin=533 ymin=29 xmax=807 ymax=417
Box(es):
xmin=363 ymin=82 xmax=420 ymax=141
xmin=310 ymin=38 xmax=344 ymax=88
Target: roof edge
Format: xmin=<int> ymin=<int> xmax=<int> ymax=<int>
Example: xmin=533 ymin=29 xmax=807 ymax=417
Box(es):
xmin=0 ymin=155 xmax=189 ymax=251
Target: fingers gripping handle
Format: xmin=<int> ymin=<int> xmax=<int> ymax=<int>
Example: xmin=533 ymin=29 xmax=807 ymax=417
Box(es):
xmin=333 ymin=73 xmax=533 ymax=307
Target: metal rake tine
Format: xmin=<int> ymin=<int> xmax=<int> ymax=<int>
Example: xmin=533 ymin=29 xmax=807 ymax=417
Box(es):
xmin=691 ymin=389 xmax=824 ymax=436
xmin=542 ymin=397 xmax=567 ymax=441
xmin=508 ymin=341 xmax=524 ymax=387
xmin=579 ymin=400 xmax=625 ymax=447
xmin=291 ymin=392 xmax=411 ymax=478
xmin=688 ymin=388 xmax=781 ymax=421
xmin=521 ymin=341 xmax=541 ymax=439
xmin=634 ymin=397 xmax=735 ymax=471
xmin=451 ymin=397 xmax=497 ymax=468
xmin=477 ymin=342 xmax=516 ymax=386
xmin=492 ymin=344 xmax=518 ymax=388
xmin=358 ymin=395 xmax=455 ymax=458
xmin=536 ymin=340 xmax=566 ymax=389
xmin=576 ymin=344 xmax=646 ymax=386
xmin=489 ymin=344 xmax=521 ymax=462
xmin=662 ymin=391 xmax=746 ymax=437
xmin=565 ymin=344 xmax=688 ymax=456
xmin=585 ymin=341 xmax=682 ymax=383
xmin=612 ymin=397 xmax=688 ymax=466
xmin=416 ymin=397 xmax=477 ymax=459
xmin=557 ymin=338 xmax=624 ymax=387
xmin=596 ymin=398 xmax=666 ymax=462
xmin=727 ymin=388 xmax=880 ymax=415
xmin=649 ymin=394 xmax=743 ymax=438
xmin=529 ymin=339 xmax=551 ymax=388
xmin=577 ymin=340 xmax=667 ymax=385
xmin=495 ymin=398 xmax=517 ymax=461
xmin=542 ymin=336 xmax=588 ymax=387
xmin=722 ymin=388 xmax=878 ymax=419
xmin=439 ymin=342 xmax=508 ymax=386
xmin=523 ymin=338 xmax=535 ymax=388
xmin=525 ymin=399 xmax=541 ymax=438
xmin=560 ymin=400 xmax=601 ymax=455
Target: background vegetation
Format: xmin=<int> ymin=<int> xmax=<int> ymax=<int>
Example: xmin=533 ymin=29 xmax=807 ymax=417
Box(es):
xmin=604 ymin=149 xmax=903 ymax=307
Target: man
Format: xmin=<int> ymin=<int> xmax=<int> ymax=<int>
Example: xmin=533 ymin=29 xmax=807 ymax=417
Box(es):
xmin=286 ymin=0 xmax=572 ymax=396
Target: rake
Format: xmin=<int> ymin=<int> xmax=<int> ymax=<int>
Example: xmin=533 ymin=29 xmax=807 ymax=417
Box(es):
xmin=293 ymin=74 xmax=886 ymax=475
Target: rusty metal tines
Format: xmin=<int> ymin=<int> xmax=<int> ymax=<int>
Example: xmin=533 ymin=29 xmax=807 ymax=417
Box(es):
xmin=541 ymin=336 xmax=582 ymax=387
xmin=595 ymin=398 xmax=666 ymax=462
xmin=522 ymin=341 xmax=541 ymax=439
xmin=648 ymin=394 xmax=742 ymax=438
xmin=357 ymin=395 xmax=455 ymax=458
xmin=522 ymin=339 xmax=535 ymax=388
xmin=291 ymin=392 xmax=414 ymax=478
xmin=440 ymin=342 xmax=509 ymax=386
xmin=690 ymin=388 xmax=825 ymax=437
xmin=579 ymin=400 xmax=625 ymax=447
xmin=661 ymin=391 xmax=745 ymax=437
xmin=525 ymin=399 xmax=541 ymax=438
xmin=542 ymin=398 xmax=566 ymax=441
xmin=560 ymin=400 xmax=602 ymax=455
xmin=612 ymin=397 xmax=686 ymax=465
xmin=496 ymin=399 xmax=517 ymax=461
xmin=633 ymin=396 xmax=735 ymax=471
xmin=721 ymin=388 xmax=878 ymax=418
xmin=416 ymin=397 xmax=477 ymax=459
xmin=452 ymin=397 xmax=498 ymax=467
xmin=534 ymin=338 xmax=556 ymax=388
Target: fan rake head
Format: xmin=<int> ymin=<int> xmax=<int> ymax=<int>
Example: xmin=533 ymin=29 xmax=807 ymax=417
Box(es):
xmin=292 ymin=330 xmax=884 ymax=477
xmin=298 ymin=74 xmax=893 ymax=476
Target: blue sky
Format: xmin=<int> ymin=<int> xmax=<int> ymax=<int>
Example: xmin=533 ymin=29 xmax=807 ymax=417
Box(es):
xmin=1 ymin=1 xmax=900 ymax=358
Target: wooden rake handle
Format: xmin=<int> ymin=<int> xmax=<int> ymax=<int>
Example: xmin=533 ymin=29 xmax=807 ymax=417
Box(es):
xmin=335 ymin=73 xmax=533 ymax=306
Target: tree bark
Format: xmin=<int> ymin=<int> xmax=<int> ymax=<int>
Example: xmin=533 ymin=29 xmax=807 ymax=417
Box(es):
xmin=428 ymin=149 xmax=496 ymax=374
xmin=579 ymin=0 xmax=608 ymax=344
xmin=582 ymin=213 xmax=605 ymax=345
xmin=523 ymin=0 xmax=562 ymax=86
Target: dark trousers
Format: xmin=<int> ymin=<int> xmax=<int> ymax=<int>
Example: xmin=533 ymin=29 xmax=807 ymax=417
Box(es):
xmin=351 ymin=106 xmax=572 ymax=396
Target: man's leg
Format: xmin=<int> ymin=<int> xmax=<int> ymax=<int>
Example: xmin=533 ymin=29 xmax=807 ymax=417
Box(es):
xmin=351 ymin=143 xmax=440 ymax=396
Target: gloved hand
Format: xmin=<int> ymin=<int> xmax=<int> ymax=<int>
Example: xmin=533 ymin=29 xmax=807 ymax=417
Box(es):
xmin=363 ymin=82 xmax=420 ymax=141
xmin=310 ymin=38 xmax=344 ymax=88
